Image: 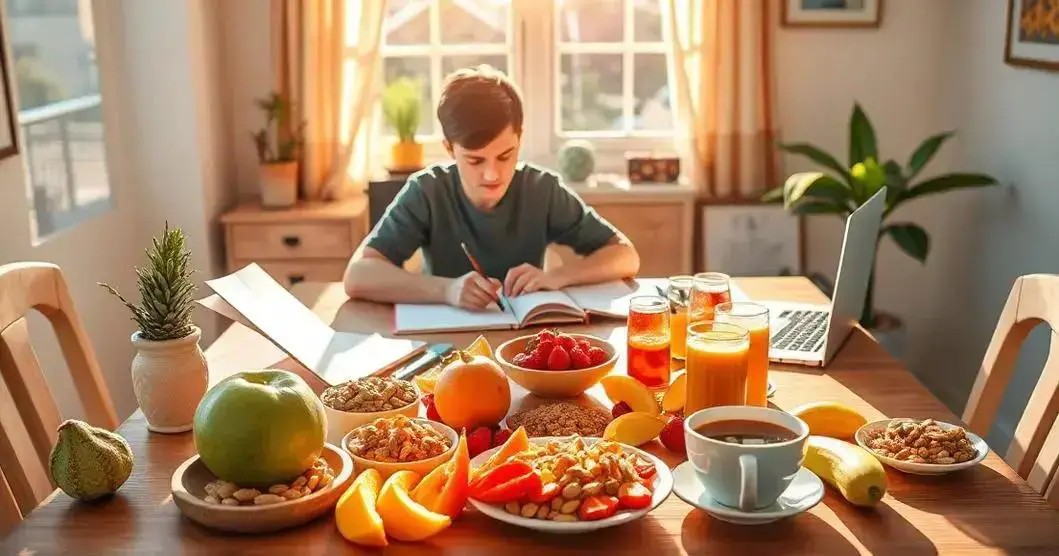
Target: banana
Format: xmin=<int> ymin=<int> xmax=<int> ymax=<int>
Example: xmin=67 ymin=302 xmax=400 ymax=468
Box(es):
xmin=804 ymin=435 xmax=887 ymax=507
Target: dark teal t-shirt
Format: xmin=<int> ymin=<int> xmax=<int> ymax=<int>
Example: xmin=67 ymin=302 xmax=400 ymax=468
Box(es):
xmin=365 ymin=162 xmax=618 ymax=280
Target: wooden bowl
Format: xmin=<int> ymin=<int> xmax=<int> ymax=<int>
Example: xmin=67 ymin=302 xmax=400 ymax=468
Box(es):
xmin=495 ymin=333 xmax=618 ymax=398
xmin=171 ymin=443 xmax=353 ymax=534
xmin=322 ymin=381 xmax=422 ymax=445
xmin=341 ymin=418 xmax=458 ymax=480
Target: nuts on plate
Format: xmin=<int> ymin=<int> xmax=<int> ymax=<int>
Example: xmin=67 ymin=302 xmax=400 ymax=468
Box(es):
xmin=506 ymin=402 xmax=612 ymax=438
xmin=321 ymin=376 xmax=418 ymax=413
xmin=201 ymin=456 xmax=334 ymax=506
xmin=347 ymin=415 xmax=451 ymax=463
xmin=864 ymin=419 xmax=978 ymax=464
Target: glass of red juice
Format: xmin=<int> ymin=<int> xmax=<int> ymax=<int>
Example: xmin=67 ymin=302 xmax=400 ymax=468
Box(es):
xmin=627 ymin=295 xmax=671 ymax=389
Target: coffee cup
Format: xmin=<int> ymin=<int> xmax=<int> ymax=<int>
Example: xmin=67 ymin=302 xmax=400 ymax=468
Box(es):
xmin=683 ymin=406 xmax=809 ymax=512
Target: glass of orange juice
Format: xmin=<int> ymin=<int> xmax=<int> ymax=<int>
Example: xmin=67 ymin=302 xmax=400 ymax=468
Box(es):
xmin=627 ymin=295 xmax=671 ymax=388
xmin=666 ymin=275 xmax=693 ymax=360
xmin=689 ymin=272 xmax=732 ymax=324
xmin=714 ymin=302 xmax=770 ymax=407
xmin=684 ymin=321 xmax=750 ymax=414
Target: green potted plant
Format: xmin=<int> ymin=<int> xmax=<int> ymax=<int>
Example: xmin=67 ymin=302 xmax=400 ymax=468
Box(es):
xmin=762 ymin=103 xmax=1000 ymax=355
xmin=99 ymin=223 xmax=207 ymax=434
xmin=252 ymin=91 xmax=305 ymax=208
xmin=382 ymin=77 xmax=424 ymax=172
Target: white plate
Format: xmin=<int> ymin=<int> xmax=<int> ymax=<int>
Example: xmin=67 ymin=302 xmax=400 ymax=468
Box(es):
xmin=468 ymin=437 xmax=673 ymax=534
xmin=671 ymin=462 xmax=823 ymax=525
xmin=855 ymin=419 xmax=989 ymax=475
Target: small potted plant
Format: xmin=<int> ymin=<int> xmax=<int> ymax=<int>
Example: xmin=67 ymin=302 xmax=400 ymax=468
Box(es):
xmin=99 ymin=223 xmax=207 ymax=434
xmin=382 ymin=77 xmax=424 ymax=172
xmin=252 ymin=91 xmax=304 ymax=208
xmin=762 ymin=103 xmax=1000 ymax=357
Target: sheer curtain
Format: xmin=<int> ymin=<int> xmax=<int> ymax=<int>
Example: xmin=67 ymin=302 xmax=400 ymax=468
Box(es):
xmin=272 ymin=0 xmax=387 ymax=201
xmin=662 ymin=0 xmax=779 ymax=199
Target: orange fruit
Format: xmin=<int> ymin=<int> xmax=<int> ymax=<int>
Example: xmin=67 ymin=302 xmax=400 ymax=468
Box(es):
xmin=415 ymin=336 xmax=493 ymax=394
xmin=434 ymin=352 xmax=510 ymax=431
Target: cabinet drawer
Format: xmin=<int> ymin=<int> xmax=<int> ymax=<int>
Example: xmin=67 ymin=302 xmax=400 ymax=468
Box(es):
xmin=229 ymin=223 xmax=353 ymax=260
xmin=234 ymin=259 xmax=349 ymax=288
xmin=595 ymin=204 xmax=687 ymax=276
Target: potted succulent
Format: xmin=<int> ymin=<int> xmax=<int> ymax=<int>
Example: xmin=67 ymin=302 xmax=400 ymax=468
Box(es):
xmin=382 ymin=77 xmax=424 ymax=172
xmin=99 ymin=223 xmax=207 ymax=434
xmin=252 ymin=91 xmax=305 ymax=208
xmin=762 ymin=103 xmax=1000 ymax=357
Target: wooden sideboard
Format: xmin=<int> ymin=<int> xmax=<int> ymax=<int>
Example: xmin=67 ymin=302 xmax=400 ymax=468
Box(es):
xmin=220 ymin=198 xmax=368 ymax=288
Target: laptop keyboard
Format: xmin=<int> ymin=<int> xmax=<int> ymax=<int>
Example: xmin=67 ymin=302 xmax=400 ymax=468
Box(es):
xmin=771 ymin=310 xmax=828 ymax=353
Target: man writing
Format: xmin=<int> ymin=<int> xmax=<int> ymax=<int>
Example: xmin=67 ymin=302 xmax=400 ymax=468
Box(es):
xmin=344 ymin=65 xmax=639 ymax=310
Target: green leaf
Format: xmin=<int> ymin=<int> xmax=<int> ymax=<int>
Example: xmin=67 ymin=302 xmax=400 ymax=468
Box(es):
xmin=761 ymin=187 xmax=784 ymax=203
xmin=791 ymin=200 xmax=848 ymax=215
xmin=777 ymin=142 xmax=852 ymax=185
xmin=783 ymin=172 xmax=853 ymax=209
xmin=885 ymin=223 xmax=930 ymax=263
xmin=900 ymin=172 xmax=999 ymax=203
xmin=851 ymin=157 xmax=887 ymax=202
xmin=907 ymin=131 xmax=954 ymax=178
xmin=849 ymin=103 xmax=878 ymax=166
xmin=882 ymin=159 xmax=907 ymax=208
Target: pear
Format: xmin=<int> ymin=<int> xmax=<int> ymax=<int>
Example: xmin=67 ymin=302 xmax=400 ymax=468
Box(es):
xmin=49 ymin=419 xmax=134 ymax=501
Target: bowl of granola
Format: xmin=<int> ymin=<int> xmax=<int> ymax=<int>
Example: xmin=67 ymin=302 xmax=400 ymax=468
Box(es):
xmin=320 ymin=376 xmax=422 ymax=444
xmin=341 ymin=415 xmax=458 ymax=479
xmin=855 ymin=418 xmax=988 ymax=475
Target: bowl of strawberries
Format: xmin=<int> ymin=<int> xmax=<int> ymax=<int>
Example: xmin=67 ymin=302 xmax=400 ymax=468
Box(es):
xmin=495 ymin=329 xmax=618 ymax=398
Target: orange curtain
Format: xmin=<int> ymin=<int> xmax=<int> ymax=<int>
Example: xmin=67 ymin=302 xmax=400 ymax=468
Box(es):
xmin=663 ymin=0 xmax=779 ymax=199
xmin=272 ymin=0 xmax=387 ymax=200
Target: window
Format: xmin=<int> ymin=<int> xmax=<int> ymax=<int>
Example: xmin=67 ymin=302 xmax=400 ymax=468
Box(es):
xmin=4 ymin=0 xmax=112 ymax=239
xmin=375 ymin=0 xmax=672 ymax=169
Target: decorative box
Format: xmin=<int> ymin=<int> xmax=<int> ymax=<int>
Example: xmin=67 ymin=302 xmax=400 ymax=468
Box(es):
xmin=626 ymin=153 xmax=681 ymax=184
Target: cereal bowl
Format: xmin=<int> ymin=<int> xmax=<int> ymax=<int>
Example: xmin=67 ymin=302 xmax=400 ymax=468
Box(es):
xmin=341 ymin=416 xmax=458 ymax=479
xmin=320 ymin=377 xmax=422 ymax=445
xmin=496 ymin=333 xmax=618 ymax=398
xmin=855 ymin=418 xmax=989 ymax=475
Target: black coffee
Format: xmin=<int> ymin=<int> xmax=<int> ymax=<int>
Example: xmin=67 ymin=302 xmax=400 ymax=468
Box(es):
xmin=695 ymin=419 xmax=798 ymax=445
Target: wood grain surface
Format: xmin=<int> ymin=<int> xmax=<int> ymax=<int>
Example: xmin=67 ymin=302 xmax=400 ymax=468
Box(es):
xmin=4 ymin=277 xmax=1059 ymax=555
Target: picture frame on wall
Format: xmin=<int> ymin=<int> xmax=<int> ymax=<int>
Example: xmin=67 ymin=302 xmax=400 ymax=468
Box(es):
xmin=1005 ymin=0 xmax=1059 ymax=71
xmin=701 ymin=202 xmax=804 ymax=277
xmin=0 ymin=16 xmax=20 ymax=160
xmin=781 ymin=0 xmax=883 ymax=28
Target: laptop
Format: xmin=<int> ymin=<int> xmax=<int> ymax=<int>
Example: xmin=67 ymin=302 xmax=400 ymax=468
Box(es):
xmin=750 ymin=187 xmax=886 ymax=367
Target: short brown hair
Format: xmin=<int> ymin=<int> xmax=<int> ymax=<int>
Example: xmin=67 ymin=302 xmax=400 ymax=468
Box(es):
xmin=437 ymin=65 xmax=523 ymax=149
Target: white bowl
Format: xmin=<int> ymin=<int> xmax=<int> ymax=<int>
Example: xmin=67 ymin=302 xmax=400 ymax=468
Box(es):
xmin=321 ymin=381 xmax=421 ymax=445
xmin=467 ymin=436 xmax=673 ymax=534
xmin=855 ymin=418 xmax=989 ymax=475
xmin=341 ymin=417 xmax=458 ymax=480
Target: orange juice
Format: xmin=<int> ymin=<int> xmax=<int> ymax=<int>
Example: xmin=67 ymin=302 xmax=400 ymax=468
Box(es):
xmin=689 ymin=272 xmax=731 ymax=324
xmin=670 ymin=309 xmax=688 ymax=360
xmin=685 ymin=322 xmax=749 ymax=414
xmin=715 ymin=302 xmax=771 ymax=407
xmin=627 ymin=296 xmax=671 ymax=388
xmin=667 ymin=275 xmax=693 ymax=360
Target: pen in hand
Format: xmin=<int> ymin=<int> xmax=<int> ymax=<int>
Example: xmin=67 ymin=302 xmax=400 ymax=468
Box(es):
xmin=460 ymin=242 xmax=508 ymax=312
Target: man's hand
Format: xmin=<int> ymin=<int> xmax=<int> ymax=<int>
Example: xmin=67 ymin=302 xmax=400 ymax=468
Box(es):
xmin=445 ymin=271 xmax=502 ymax=311
xmin=503 ymin=263 xmax=563 ymax=297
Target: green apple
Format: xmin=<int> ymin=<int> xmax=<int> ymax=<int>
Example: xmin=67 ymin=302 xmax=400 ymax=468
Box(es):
xmin=193 ymin=369 xmax=326 ymax=485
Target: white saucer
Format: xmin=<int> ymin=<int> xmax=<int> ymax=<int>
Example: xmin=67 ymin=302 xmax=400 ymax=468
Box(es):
xmin=671 ymin=462 xmax=823 ymax=525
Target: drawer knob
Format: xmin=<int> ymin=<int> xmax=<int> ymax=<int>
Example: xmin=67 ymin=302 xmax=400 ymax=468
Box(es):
xmin=289 ymin=274 xmax=305 ymax=285
xmin=281 ymin=235 xmax=301 ymax=248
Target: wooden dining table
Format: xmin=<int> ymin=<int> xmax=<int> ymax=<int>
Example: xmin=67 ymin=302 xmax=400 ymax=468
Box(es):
xmin=4 ymin=276 xmax=1059 ymax=555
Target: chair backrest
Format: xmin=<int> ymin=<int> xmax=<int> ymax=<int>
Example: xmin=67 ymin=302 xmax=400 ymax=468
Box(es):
xmin=963 ymin=274 xmax=1059 ymax=507
xmin=0 ymin=262 xmax=118 ymax=533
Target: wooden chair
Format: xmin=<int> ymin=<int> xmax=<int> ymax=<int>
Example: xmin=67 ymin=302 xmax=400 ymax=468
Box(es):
xmin=0 ymin=262 xmax=119 ymax=534
xmin=963 ymin=273 xmax=1059 ymax=507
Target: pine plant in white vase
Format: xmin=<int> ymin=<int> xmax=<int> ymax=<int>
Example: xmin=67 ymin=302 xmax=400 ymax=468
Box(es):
xmin=100 ymin=223 xmax=207 ymax=434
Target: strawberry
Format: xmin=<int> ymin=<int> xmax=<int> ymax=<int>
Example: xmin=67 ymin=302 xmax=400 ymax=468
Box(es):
xmin=587 ymin=346 xmax=609 ymax=366
xmin=547 ymin=345 xmax=571 ymax=370
xmin=576 ymin=339 xmax=591 ymax=353
xmin=524 ymin=349 xmax=547 ymax=370
xmin=569 ymin=347 xmax=592 ymax=369
xmin=611 ymin=401 xmax=633 ymax=419
xmin=533 ymin=339 xmax=556 ymax=360
xmin=537 ymin=329 xmax=557 ymax=344
xmin=512 ymin=352 xmax=532 ymax=368
xmin=492 ymin=428 xmax=513 ymax=447
xmin=557 ymin=334 xmax=576 ymax=352
xmin=659 ymin=414 xmax=686 ymax=453
xmin=422 ymin=394 xmax=442 ymax=422
xmin=467 ymin=426 xmax=493 ymax=458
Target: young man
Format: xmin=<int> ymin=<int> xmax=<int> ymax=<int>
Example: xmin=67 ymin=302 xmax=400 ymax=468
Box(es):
xmin=344 ymin=65 xmax=639 ymax=310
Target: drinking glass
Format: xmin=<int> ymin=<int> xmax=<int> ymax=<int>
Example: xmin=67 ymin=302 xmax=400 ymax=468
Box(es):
xmin=626 ymin=295 xmax=671 ymax=388
xmin=685 ymin=321 xmax=750 ymax=414
xmin=666 ymin=275 xmax=693 ymax=360
xmin=715 ymin=302 xmax=770 ymax=407
xmin=689 ymin=272 xmax=732 ymax=325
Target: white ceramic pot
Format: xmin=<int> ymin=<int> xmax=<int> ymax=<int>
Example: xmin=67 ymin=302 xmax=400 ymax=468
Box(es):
xmin=259 ymin=161 xmax=298 ymax=208
xmin=131 ymin=326 xmax=209 ymax=434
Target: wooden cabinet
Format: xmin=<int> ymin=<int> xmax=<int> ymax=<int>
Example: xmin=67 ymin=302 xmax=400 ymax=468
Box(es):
xmin=220 ymin=198 xmax=368 ymax=288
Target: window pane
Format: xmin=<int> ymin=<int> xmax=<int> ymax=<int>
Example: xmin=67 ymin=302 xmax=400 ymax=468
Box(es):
xmin=5 ymin=0 xmax=111 ymax=238
xmin=560 ymin=53 xmax=622 ymax=132
xmin=383 ymin=57 xmax=433 ymax=135
xmin=439 ymin=0 xmax=507 ymax=44
xmin=559 ymin=0 xmax=623 ymax=43
xmin=632 ymin=53 xmax=671 ymax=130
xmin=385 ymin=0 xmax=431 ymax=45
xmin=441 ymin=54 xmax=508 ymax=79
xmin=633 ymin=0 xmax=663 ymax=42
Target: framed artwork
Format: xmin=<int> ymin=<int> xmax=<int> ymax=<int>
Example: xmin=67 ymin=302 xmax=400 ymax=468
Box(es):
xmin=701 ymin=203 xmax=804 ymax=277
xmin=782 ymin=0 xmax=883 ymax=28
xmin=1005 ymin=0 xmax=1059 ymax=71
xmin=0 ymin=16 xmax=18 ymax=160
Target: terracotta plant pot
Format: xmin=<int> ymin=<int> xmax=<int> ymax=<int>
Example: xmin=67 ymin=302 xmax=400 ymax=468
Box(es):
xmin=391 ymin=141 xmax=424 ymax=172
xmin=259 ymin=161 xmax=298 ymax=208
xmin=131 ymin=326 xmax=209 ymax=434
